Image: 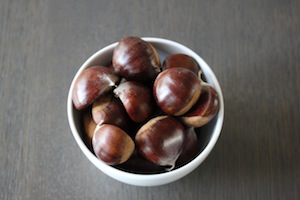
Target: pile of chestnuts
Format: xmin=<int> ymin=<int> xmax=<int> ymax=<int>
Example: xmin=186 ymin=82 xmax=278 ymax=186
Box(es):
xmin=72 ymin=36 xmax=220 ymax=173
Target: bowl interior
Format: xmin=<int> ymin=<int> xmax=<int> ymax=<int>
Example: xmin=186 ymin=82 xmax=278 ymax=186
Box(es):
xmin=67 ymin=37 xmax=224 ymax=186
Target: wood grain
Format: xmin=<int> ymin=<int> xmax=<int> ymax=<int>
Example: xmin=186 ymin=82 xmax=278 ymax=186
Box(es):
xmin=1 ymin=0 xmax=299 ymax=199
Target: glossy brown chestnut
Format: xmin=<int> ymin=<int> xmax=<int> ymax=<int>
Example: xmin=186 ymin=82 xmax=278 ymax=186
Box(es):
xmin=112 ymin=36 xmax=161 ymax=84
xmin=181 ymin=82 xmax=219 ymax=127
xmin=162 ymin=53 xmax=201 ymax=76
xmin=153 ymin=67 xmax=202 ymax=116
xmin=135 ymin=116 xmax=186 ymax=170
xmin=72 ymin=66 xmax=120 ymax=110
xmin=114 ymin=81 xmax=153 ymax=123
xmin=83 ymin=111 xmax=97 ymax=150
xmin=92 ymin=124 xmax=135 ymax=165
xmin=92 ymin=94 xmax=132 ymax=133
xmin=176 ymin=128 xmax=199 ymax=166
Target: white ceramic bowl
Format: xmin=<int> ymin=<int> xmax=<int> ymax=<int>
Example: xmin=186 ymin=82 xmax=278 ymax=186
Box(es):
xmin=67 ymin=37 xmax=224 ymax=187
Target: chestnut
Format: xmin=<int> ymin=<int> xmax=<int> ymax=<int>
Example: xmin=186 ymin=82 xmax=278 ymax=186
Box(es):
xmin=135 ymin=116 xmax=186 ymax=170
xmin=72 ymin=66 xmax=120 ymax=110
xmin=112 ymin=36 xmax=161 ymax=84
xmin=181 ymin=82 xmax=220 ymax=127
xmin=92 ymin=124 xmax=135 ymax=165
xmin=153 ymin=67 xmax=202 ymax=116
xmin=176 ymin=128 xmax=199 ymax=166
xmin=162 ymin=53 xmax=201 ymax=76
xmin=92 ymin=94 xmax=132 ymax=133
xmin=114 ymin=81 xmax=153 ymax=123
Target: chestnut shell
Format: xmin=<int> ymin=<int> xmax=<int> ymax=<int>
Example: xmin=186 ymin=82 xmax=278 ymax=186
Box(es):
xmin=92 ymin=94 xmax=133 ymax=133
xmin=92 ymin=124 xmax=135 ymax=165
xmin=135 ymin=116 xmax=186 ymax=168
xmin=181 ymin=82 xmax=220 ymax=127
xmin=112 ymin=36 xmax=161 ymax=84
xmin=72 ymin=66 xmax=120 ymax=110
xmin=162 ymin=53 xmax=201 ymax=75
xmin=114 ymin=81 xmax=154 ymax=123
xmin=153 ymin=67 xmax=202 ymax=116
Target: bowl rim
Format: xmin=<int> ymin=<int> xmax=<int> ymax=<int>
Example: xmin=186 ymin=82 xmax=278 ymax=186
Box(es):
xmin=67 ymin=37 xmax=224 ymax=186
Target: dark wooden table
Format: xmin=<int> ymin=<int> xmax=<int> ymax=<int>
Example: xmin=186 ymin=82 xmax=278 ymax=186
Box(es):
xmin=1 ymin=0 xmax=299 ymax=199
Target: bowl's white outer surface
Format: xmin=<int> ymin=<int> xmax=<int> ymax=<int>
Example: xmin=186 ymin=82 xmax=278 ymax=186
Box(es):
xmin=67 ymin=37 xmax=224 ymax=187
